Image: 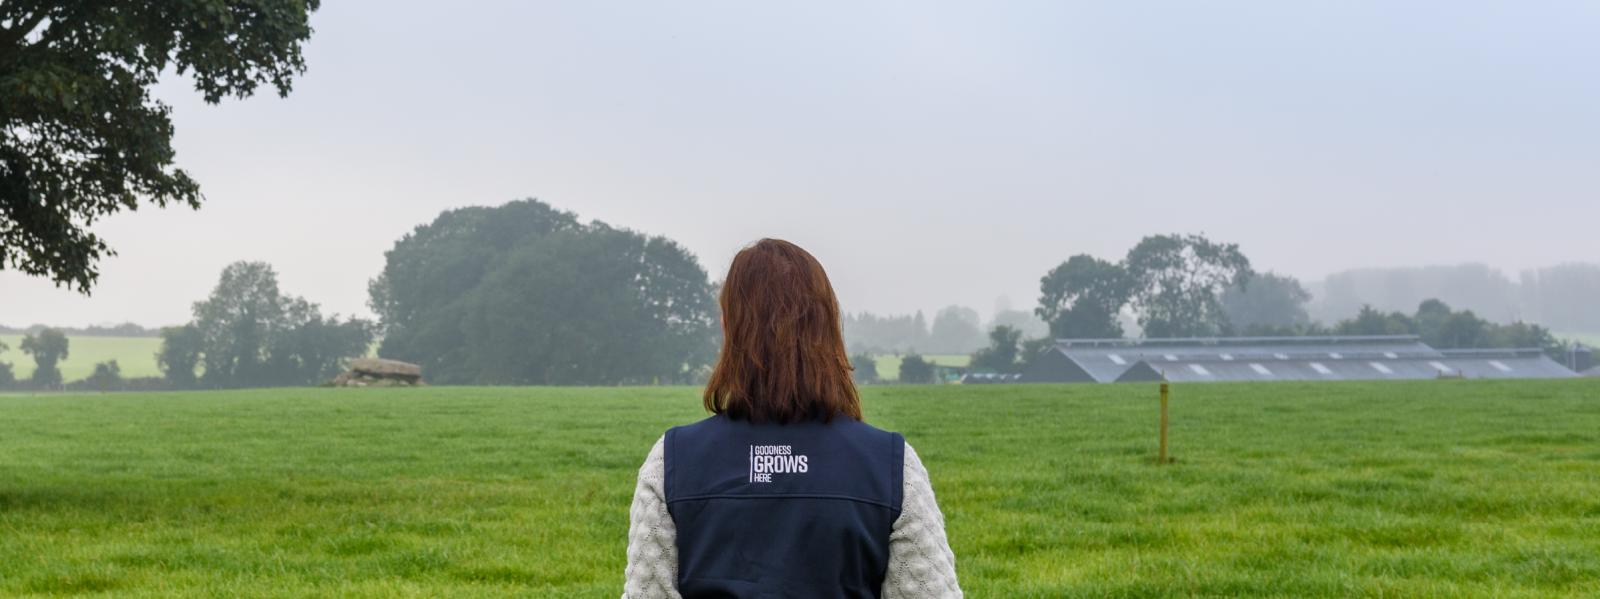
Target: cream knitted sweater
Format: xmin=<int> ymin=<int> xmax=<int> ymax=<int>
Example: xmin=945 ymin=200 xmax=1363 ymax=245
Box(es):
xmin=621 ymin=437 xmax=962 ymax=598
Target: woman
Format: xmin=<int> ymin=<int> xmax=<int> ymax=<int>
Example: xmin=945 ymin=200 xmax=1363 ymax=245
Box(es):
xmin=622 ymin=239 xmax=962 ymax=599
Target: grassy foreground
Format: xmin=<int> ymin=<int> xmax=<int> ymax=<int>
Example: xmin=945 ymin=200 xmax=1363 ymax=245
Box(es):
xmin=1 ymin=381 xmax=1598 ymax=597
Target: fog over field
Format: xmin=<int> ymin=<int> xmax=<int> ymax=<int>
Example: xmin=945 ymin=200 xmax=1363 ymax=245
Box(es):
xmin=3 ymin=1 xmax=1597 ymax=329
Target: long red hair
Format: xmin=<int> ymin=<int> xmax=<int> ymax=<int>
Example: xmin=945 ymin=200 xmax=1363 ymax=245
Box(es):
xmin=704 ymin=239 xmax=862 ymax=424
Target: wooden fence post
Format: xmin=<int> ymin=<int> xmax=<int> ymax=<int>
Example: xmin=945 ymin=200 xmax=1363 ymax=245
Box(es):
xmin=1159 ymin=382 xmax=1169 ymax=465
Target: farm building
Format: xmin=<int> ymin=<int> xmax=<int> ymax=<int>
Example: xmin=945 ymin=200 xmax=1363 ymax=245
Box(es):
xmin=1019 ymin=335 xmax=1579 ymax=383
xmin=959 ymin=372 xmax=1021 ymax=385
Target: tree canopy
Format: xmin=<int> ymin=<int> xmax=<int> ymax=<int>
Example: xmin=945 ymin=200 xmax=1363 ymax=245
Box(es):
xmin=849 ymin=352 xmax=877 ymax=384
xmin=1334 ymin=299 xmax=1567 ymax=359
xmin=968 ymin=325 xmax=1024 ymax=374
xmin=0 ymin=1 xmax=320 ymax=291
xmin=897 ymin=353 xmax=935 ymax=384
xmin=187 ymin=261 xmax=371 ymax=388
xmin=1036 ymin=254 xmax=1131 ymax=339
xmin=1124 ymin=234 xmax=1254 ymax=337
xmin=19 ymin=326 xmax=67 ymax=386
xmin=1036 ymin=234 xmax=1254 ymax=339
xmin=369 ymin=199 xmax=718 ymax=385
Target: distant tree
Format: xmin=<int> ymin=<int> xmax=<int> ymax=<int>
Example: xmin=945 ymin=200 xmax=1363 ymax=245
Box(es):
xmin=849 ymin=352 xmax=878 ymax=384
xmin=0 ymin=340 xmax=13 ymax=388
xmin=1335 ymin=305 xmax=1417 ymax=336
xmin=85 ymin=360 xmax=121 ymax=391
xmin=1431 ymin=310 xmax=1492 ymax=349
xmin=193 ymin=261 xmax=372 ymax=388
xmin=969 ymin=326 xmax=1024 ymax=374
xmin=157 ymin=324 xmax=204 ymax=388
xmin=0 ymin=1 xmax=322 ymax=291
xmin=1235 ymin=322 xmax=1333 ymax=337
xmin=1036 ymin=254 xmax=1131 ymax=339
xmin=1019 ymin=337 xmax=1055 ymax=369
xmin=1124 ymin=234 xmax=1254 ymax=337
xmin=19 ymin=328 xmax=68 ymax=387
xmin=898 ymin=353 xmax=936 ymax=384
xmin=1221 ymin=272 xmax=1311 ymax=333
xmin=370 ymin=200 xmax=718 ymax=385
xmin=842 ymin=311 xmax=930 ymax=354
xmin=1488 ymin=321 xmax=1560 ymax=354
xmin=927 ymin=306 xmax=985 ymax=354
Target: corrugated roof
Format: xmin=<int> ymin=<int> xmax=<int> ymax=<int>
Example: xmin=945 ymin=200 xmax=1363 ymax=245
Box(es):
xmin=1116 ymin=352 xmax=1577 ymax=383
xmin=1027 ymin=335 xmax=1441 ymax=383
xmin=1018 ymin=335 xmax=1582 ymax=384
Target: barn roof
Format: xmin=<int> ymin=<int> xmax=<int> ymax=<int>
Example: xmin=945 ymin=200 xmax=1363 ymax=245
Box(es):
xmin=1018 ymin=335 xmax=1581 ymax=384
xmin=1116 ymin=348 xmax=1576 ymax=383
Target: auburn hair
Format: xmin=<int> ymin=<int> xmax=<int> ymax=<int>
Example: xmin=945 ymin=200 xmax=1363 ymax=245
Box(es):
xmin=704 ymin=239 xmax=863 ymax=424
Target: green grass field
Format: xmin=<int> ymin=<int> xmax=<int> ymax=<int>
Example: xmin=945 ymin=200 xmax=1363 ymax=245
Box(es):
xmin=2 ymin=380 xmax=1598 ymax=597
xmin=0 ymin=335 xmax=163 ymax=382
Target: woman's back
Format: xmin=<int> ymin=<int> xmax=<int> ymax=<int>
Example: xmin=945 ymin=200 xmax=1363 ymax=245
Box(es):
xmin=621 ymin=239 xmax=961 ymax=598
xmin=665 ymin=415 xmax=904 ymax=597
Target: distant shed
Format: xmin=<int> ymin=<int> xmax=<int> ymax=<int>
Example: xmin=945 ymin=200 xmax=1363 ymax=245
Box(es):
xmin=1020 ymin=335 xmax=1579 ymax=384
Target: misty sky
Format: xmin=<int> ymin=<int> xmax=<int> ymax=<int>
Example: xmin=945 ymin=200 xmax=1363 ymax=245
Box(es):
xmin=4 ymin=1 xmax=1598 ymax=328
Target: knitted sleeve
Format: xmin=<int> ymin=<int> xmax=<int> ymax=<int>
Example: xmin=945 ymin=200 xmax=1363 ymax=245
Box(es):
xmin=621 ymin=436 xmax=681 ymax=599
xmin=883 ymin=442 xmax=963 ymax=598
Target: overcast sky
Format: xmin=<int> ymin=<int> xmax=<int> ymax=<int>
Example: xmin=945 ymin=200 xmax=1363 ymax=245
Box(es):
xmin=4 ymin=1 xmax=1598 ymax=328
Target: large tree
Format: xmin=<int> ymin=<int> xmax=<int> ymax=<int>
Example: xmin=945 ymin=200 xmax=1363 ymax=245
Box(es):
xmin=1124 ymin=234 xmax=1254 ymax=337
xmin=370 ymin=199 xmax=718 ymax=385
xmin=1036 ymin=254 xmax=1131 ymax=339
xmin=192 ymin=261 xmax=371 ymax=388
xmin=156 ymin=324 xmax=203 ymax=388
xmin=0 ymin=1 xmax=320 ymax=291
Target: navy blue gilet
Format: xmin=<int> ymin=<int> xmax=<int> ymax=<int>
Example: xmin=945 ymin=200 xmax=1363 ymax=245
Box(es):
xmin=664 ymin=415 xmax=905 ymax=598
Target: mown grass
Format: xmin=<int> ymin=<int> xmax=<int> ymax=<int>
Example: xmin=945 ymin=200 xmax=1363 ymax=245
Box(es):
xmin=1 ymin=380 xmax=1598 ymax=597
xmin=0 ymin=335 xmax=163 ymax=382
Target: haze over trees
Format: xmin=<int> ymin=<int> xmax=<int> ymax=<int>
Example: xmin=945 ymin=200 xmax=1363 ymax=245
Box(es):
xmin=841 ymin=311 xmax=929 ymax=354
xmin=843 ymin=305 xmax=1042 ymax=356
xmin=1309 ymin=263 xmax=1600 ymax=333
xmin=1221 ymin=272 xmax=1314 ymax=334
xmin=927 ymin=305 xmax=985 ymax=354
xmin=0 ymin=1 xmax=321 ymax=291
xmin=369 ymin=200 xmax=718 ymax=385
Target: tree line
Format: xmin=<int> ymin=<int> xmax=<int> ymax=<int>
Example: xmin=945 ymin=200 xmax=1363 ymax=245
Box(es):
xmin=958 ymin=234 xmax=1577 ymax=375
xmin=1 ymin=209 xmax=1584 ymax=390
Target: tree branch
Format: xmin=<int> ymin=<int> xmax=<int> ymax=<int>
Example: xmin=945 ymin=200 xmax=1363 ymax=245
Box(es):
xmin=0 ymin=9 xmax=47 ymax=50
